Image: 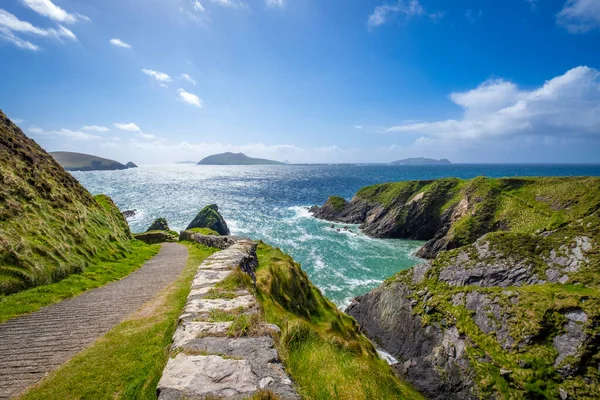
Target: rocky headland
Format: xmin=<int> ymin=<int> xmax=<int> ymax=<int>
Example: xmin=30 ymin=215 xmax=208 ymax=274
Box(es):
xmin=314 ymin=176 xmax=600 ymax=399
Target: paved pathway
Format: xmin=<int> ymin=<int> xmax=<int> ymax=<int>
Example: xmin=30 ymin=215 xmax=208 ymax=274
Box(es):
xmin=0 ymin=243 xmax=188 ymax=399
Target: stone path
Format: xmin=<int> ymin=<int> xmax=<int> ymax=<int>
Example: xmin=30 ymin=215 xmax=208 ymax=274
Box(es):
xmin=158 ymin=240 xmax=299 ymax=400
xmin=0 ymin=243 xmax=188 ymax=399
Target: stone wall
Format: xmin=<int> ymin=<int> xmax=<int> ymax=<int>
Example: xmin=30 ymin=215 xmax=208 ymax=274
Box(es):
xmin=157 ymin=239 xmax=299 ymax=399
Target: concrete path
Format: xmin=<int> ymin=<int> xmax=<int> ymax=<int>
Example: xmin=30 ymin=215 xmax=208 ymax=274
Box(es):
xmin=0 ymin=243 xmax=189 ymax=399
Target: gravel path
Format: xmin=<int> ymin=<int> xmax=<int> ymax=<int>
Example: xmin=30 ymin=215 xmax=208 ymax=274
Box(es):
xmin=0 ymin=243 xmax=188 ymax=399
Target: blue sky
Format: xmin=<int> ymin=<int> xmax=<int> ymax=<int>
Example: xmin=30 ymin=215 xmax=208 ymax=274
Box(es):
xmin=1 ymin=0 xmax=599 ymax=164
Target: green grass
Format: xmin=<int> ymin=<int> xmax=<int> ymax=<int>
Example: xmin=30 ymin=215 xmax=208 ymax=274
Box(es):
xmin=19 ymin=242 xmax=217 ymax=400
xmin=255 ymin=242 xmax=424 ymax=400
xmin=187 ymin=227 xmax=220 ymax=235
xmin=0 ymin=240 xmax=159 ymax=323
xmin=326 ymin=196 xmax=347 ymax=212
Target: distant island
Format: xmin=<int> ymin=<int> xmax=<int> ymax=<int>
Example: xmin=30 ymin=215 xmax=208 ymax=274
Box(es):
xmin=391 ymin=157 xmax=451 ymax=165
xmin=50 ymin=151 xmax=134 ymax=171
xmin=198 ymin=152 xmax=284 ymax=165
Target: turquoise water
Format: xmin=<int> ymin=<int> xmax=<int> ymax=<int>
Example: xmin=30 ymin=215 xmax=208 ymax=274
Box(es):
xmin=73 ymin=164 xmax=600 ymax=307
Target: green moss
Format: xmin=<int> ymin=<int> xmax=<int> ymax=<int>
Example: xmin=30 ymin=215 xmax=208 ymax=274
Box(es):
xmin=187 ymin=227 xmax=220 ymax=236
xmin=255 ymin=242 xmax=424 ymax=400
xmin=326 ymin=196 xmax=347 ymax=212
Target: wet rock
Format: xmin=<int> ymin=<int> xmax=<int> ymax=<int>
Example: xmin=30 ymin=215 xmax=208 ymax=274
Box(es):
xmin=122 ymin=209 xmax=137 ymax=218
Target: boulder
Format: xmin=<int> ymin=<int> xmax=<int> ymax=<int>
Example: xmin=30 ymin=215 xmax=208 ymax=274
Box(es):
xmin=122 ymin=209 xmax=137 ymax=219
xmin=147 ymin=217 xmax=169 ymax=232
xmin=186 ymin=204 xmax=230 ymax=236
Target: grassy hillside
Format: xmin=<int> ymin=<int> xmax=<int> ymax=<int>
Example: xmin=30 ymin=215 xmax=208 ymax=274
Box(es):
xmin=255 ymin=242 xmax=423 ymax=399
xmin=50 ymin=151 xmax=128 ymax=171
xmin=198 ymin=152 xmax=284 ymax=165
xmin=0 ymin=111 xmax=133 ymax=294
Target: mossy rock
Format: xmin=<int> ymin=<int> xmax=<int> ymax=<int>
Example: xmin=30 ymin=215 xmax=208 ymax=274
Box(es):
xmin=134 ymin=230 xmax=178 ymax=244
xmin=186 ymin=204 xmax=230 ymax=236
xmin=146 ymin=218 xmax=169 ymax=232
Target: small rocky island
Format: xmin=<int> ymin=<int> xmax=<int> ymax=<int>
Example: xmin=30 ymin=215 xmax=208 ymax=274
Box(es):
xmin=312 ymin=176 xmax=600 ymax=399
xmin=198 ymin=152 xmax=284 ymax=165
xmin=391 ymin=157 xmax=451 ymax=165
xmin=50 ymin=151 xmax=138 ymax=171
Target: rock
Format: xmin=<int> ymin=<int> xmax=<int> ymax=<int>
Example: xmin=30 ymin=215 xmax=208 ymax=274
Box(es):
xmin=346 ymin=282 xmax=476 ymax=400
xmin=179 ymin=230 xmax=250 ymax=250
xmin=147 ymin=217 xmax=169 ymax=232
xmin=134 ymin=231 xmax=178 ymax=244
xmin=122 ymin=209 xmax=137 ymax=219
xmin=553 ymin=309 xmax=589 ymax=376
xmin=125 ymin=161 xmax=138 ymax=168
xmin=186 ymin=204 xmax=230 ymax=236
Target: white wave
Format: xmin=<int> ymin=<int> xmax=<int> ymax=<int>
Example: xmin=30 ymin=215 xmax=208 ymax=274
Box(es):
xmin=286 ymin=205 xmax=313 ymax=219
xmin=377 ymin=349 xmax=398 ymax=365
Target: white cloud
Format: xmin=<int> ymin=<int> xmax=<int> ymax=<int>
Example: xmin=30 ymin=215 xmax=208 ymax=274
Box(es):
xmin=55 ymin=128 xmax=99 ymax=140
xmin=386 ymin=66 xmax=600 ymax=141
xmin=367 ymin=0 xmax=442 ymax=28
xmin=210 ymin=0 xmax=248 ymax=9
xmin=28 ymin=125 xmax=44 ymax=134
xmin=266 ymin=0 xmax=284 ymax=7
xmin=177 ymin=88 xmax=203 ymax=108
xmin=82 ymin=125 xmax=109 ymax=132
xmin=193 ymin=0 xmax=205 ymax=12
xmin=109 ymin=38 xmax=131 ymax=49
xmin=0 ymin=9 xmax=77 ymax=40
xmin=557 ymin=0 xmax=600 ymax=33
xmin=138 ymin=132 xmax=156 ymax=140
xmin=19 ymin=0 xmax=88 ymax=24
xmin=465 ymin=9 xmax=482 ymax=22
xmin=0 ymin=27 xmax=39 ymax=50
xmin=142 ymin=68 xmax=172 ymax=82
xmin=114 ymin=122 xmax=141 ymax=132
xmin=354 ymin=125 xmax=363 ymax=129
xmin=160 ymin=83 xmax=168 ymax=88
xmin=181 ymin=73 xmax=197 ymax=85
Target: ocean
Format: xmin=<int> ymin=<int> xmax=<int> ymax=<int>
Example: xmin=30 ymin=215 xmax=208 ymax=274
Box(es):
xmin=73 ymin=164 xmax=600 ymax=307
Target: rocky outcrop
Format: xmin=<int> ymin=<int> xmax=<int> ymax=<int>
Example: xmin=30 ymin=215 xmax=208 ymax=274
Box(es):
xmin=311 ymin=176 xmax=600 ymax=259
xmin=134 ymin=231 xmax=178 ymax=244
xmin=179 ymin=230 xmax=249 ymax=251
xmin=347 ymin=216 xmax=600 ymax=399
xmin=147 ymin=217 xmax=169 ymax=232
xmin=157 ymin=240 xmax=299 ymax=399
xmin=125 ymin=161 xmax=138 ymax=168
xmin=122 ymin=209 xmax=137 ymax=219
xmin=186 ymin=204 xmax=230 ymax=236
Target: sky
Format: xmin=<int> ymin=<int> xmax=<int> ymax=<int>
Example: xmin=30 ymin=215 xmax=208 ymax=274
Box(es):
xmin=0 ymin=0 xmax=599 ymax=164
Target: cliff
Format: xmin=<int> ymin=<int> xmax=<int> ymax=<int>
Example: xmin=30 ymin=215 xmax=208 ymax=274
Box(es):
xmin=311 ymin=176 xmax=600 ymax=258
xmin=325 ymin=177 xmax=600 ymax=399
xmin=0 ymin=111 xmax=132 ymax=294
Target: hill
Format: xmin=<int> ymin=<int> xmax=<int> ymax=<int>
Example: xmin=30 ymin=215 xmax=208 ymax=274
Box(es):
xmin=391 ymin=157 xmax=451 ymax=165
xmin=50 ymin=151 xmax=129 ymax=171
xmin=197 ymin=152 xmax=284 ymax=165
xmin=314 ymin=176 xmax=600 ymax=399
xmin=0 ymin=111 xmax=133 ymax=294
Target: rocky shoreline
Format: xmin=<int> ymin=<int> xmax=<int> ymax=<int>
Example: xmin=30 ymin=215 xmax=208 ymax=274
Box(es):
xmin=314 ymin=177 xmax=600 ymax=399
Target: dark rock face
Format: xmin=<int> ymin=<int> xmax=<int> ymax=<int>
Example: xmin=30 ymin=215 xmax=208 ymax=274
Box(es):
xmin=125 ymin=162 xmax=138 ymax=168
xmin=346 ymin=267 xmax=476 ymax=400
xmin=147 ymin=217 xmax=169 ymax=232
xmin=186 ymin=204 xmax=230 ymax=236
xmin=122 ymin=209 xmax=137 ymax=219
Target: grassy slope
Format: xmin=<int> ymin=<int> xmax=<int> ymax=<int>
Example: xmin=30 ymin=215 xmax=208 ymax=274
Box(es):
xmin=0 ymin=111 xmax=133 ymax=294
xmin=255 ymin=242 xmax=423 ymax=400
xmin=49 ymin=151 xmax=128 ymax=171
xmin=198 ymin=152 xmax=284 ymax=165
xmin=19 ymin=242 xmax=217 ymax=400
xmin=0 ymin=240 xmax=159 ymax=323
